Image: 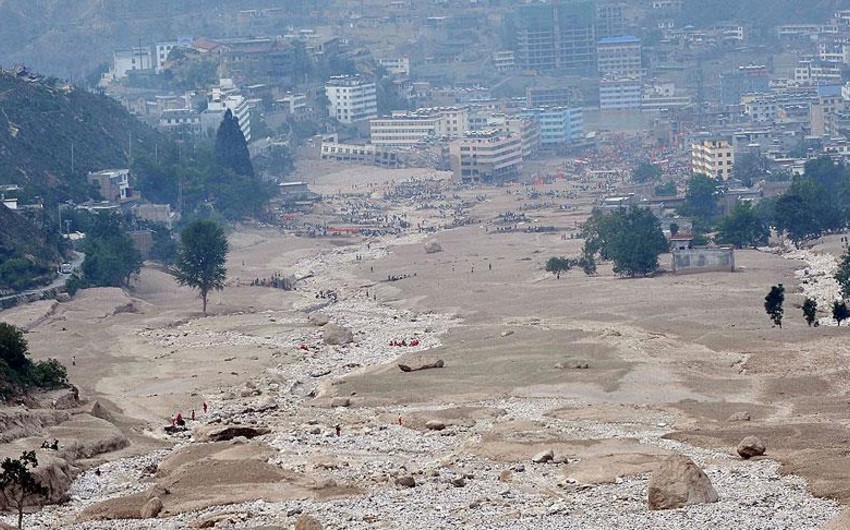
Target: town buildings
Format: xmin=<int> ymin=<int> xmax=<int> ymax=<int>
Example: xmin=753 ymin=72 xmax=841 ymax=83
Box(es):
xmin=511 ymin=1 xmax=598 ymax=73
xmin=87 ymin=169 xmax=131 ymax=203
xmin=449 ymin=130 xmax=524 ymax=183
xmin=691 ymin=139 xmax=735 ymax=179
xmin=325 ymin=75 xmax=378 ymax=124
xmin=596 ymin=35 xmax=641 ymax=78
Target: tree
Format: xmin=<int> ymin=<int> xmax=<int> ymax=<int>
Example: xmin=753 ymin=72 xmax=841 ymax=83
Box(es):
xmin=679 ymin=173 xmax=720 ymax=227
xmin=582 ymin=207 xmax=669 ymax=277
xmin=80 ymin=213 xmax=142 ymax=288
xmin=173 ymin=220 xmax=229 ymax=314
xmin=836 ymin=249 xmax=850 ymax=298
xmin=215 ymin=109 xmax=254 ymax=178
xmin=0 ymin=323 xmax=30 ymax=374
xmin=833 ymin=300 xmax=850 ymax=326
xmin=764 ymin=284 xmax=785 ymax=328
xmin=0 ymin=450 xmax=48 ymax=529
xmin=802 ymin=297 xmax=818 ymax=327
xmin=632 ymin=161 xmax=662 ymax=183
xmin=668 ymin=222 xmax=680 ymax=236
xmin=733 ymin=152 xmax=769 ymax=187
xmin=545 ymin=257 xmax=574 ymax=279
xmin=802 ymin=297 xmax=818 ymax=326
xmin=715 ymin=202 xmax=770 ymax=248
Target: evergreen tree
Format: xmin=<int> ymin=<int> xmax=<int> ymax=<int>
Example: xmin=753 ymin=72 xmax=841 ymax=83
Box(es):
xmin=764 ymin=284 xmax=785 ymax=328
xmin=832 ymin=300 xmax=850 ymax=326
xmin=802 ymin=297 xmax=817 ymax=327
xmin=215 ymin=109 xmax=254 ymax=178
xmin=173 ymin=220 xmax=229 ymax=315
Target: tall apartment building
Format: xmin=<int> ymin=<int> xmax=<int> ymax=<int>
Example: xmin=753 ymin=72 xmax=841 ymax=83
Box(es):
xmin=449 ymin=130 xmax=524 ymax=183
xmin=596 ymin=2 xmax=626 ymax=39
xmin=692 ymin=139 xmax=735 ymax=180
xmin=596 ymin=35 xmax=641 ymax=78
xmin=325 ymin=75 xmax=378 ymax=124
xmin=512 ymin=0 xmax=597 ymax=73
xmin=526 ymin=86 xmax=575 ymax=108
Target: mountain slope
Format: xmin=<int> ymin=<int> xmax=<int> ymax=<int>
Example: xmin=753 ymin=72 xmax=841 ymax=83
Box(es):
xmin=0 ymin=68 xmax=162 ymax=200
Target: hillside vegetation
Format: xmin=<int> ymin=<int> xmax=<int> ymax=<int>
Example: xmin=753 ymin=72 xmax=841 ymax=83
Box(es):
xmin=0 ymin=68 xmax=162 ymax=201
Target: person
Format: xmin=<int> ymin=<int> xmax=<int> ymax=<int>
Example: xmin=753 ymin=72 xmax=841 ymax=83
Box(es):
xmin=176 ymin=412 xmax=185 ymax=427
xmin=335 ymin=424 xmax=341 ymax=437
xmin=72 ymin=355 xmax=76 ymax=366
xmin=50 ymin=439 xmax=58 ymax=450
xmin=94 ymin=468 xmax=101 ymax=477
xmin=203 ymin=402 xmax=208 ymax=414
xmin=489 ymin=263 xmax=492 ymax=271
xmin=397 ymin=416 xmax=403 ymax=426
xmin=191 ymin=409 xmax=195 ymax=421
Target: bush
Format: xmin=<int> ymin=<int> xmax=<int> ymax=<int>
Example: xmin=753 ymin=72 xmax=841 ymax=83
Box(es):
xmin=27 ymin=359 xmax=68 ymax=390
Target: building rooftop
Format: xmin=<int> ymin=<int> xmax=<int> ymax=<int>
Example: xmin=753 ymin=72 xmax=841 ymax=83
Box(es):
xmin=597 ymin=35 xmax=641 ymax=45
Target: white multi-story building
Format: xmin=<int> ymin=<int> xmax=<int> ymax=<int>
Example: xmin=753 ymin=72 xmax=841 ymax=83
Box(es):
xmin=449 ymin=130 xmax=523 ymax=183
xmin=599 ymin=78 xmax=643 ymax=110
xmin=378 ymin=57 xmax=410 ymax=77
xmin=794 ymin=60 xmax=843 ymax=84
xmin=326 ymin=75 xmax=378 ymax=124
xmin=202 ymin=79 xmax=252 ymax=142
xmin=518 ymin=107 xmax=583 ymax=145
xmin=597 ymin=36 xmax=642 ymax=79
xmin=692 ymin=139 xmax=735 ymax=180
xmin=112 ymin=47 xmax=153 ymax=80
xmin=369 ymin=107 xmax=470 ymax=146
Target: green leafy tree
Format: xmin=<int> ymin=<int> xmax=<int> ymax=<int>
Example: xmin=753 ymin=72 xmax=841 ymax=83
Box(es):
xmin=0 ymin=324 xmax=68 ymax=398
xmin=215 ymin=109 xmax=254 ymax=178
xmin=80 ymin=213 xmax=142 ymax=288
xmin=545 ymin=257 xmax=574 ymax=279
xmin=833 ymin=300 xmax=850 ymax=326
xmin=173 ymin=220 xmax=229 ymax=315
xmin=716 ymin=202 xmax=770 ymax=248
xmin=632 ymin=161 xmax=662 ymax=183
xmin=679 ymin=173 xmax=720 ymax=227
xmin=582 ymin=207 xmax=669 ymax=277
xmin=668 ymin=222 xmax=680 ymax=235
xmin=802 ymin=297 xmax=817 ymax=327
xmin=836 ymin=249 xmax=850 ymax=298
xmin=0 ymin=323 xmax=30 ymax=374
xmin=764 ymin=284 xmax=785 ymax=328
xmin=0 ymin=451 xmax=48 ymax=529
xmin=733 ymin=152 xmax=770 ymax=187
xmin=773 ymin=190 xmax=822 ymax=245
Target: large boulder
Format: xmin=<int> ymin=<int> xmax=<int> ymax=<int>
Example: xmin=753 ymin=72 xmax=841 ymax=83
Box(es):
xmin=295 ymin=515 xmax=323 ymax=530
xmin=322 ymin=324 xmax=353 ymax=345
xmin=308 ymin=312 xmax=330 ymax=327
xmin=647 ymin=455 xmax=719 ymax=510
xmin=140 ymin=496 xmax=163 ymax=518
xmin=424 ymin=240 xmax=443 ymax=254
xmin=736 ymin=436 xmax=766 ymax=459
xmin=532 ymin=449 xmax=554 ymax=464
xmin=193 ymin=424 xmax=270 ymax=443
xmin=395 ymin=475 xmax=416 ymax=488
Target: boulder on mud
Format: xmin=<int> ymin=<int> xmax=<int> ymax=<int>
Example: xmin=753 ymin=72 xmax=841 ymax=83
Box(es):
xmin=308 ymin=312 xmax=330 ymax=327
xmin=295 ymin=515 xmax=323 ymax=530
xmin=736 ymin=436 xmax=766 ymax=459
xmin=398 ymin=360 xmax=444 ymax=373
xmin=647 ymin=455 xmax=719 ymax=510
xmin=140 ymin=496 xmax=163 ymax=518
xmin=424 ymin=240 xmax=443 ymax=254
xmin=193 ymin=424 xmax=270 ymax=443
xmin=322 ymin=324 xmax=353 ymax=345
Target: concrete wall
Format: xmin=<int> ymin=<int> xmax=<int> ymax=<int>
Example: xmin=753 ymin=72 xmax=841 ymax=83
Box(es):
xmin=671 ymin=247 xmax=734 ymax=274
